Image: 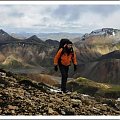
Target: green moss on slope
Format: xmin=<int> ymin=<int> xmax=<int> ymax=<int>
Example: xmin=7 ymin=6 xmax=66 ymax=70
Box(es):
xmin=67 ymin=77 xmax=120 ymax=98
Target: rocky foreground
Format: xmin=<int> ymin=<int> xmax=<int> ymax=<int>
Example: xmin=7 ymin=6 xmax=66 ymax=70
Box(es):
xmin=0 ymin=70 xmax=120 ymax=115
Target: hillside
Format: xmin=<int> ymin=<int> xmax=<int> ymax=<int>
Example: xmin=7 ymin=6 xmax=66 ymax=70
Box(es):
xmin=67 ymin=77 xmax=120 ymax=98
xmin=73 ymin=58 xmax=120 ymax=85
xmin=0 ymin=30 xmax=57 ymax=72
xmin=0 ymin=69 xmax=120 ymax=115
xmin=99 ymin=50 xmax=120 ymax=60
xmin=73 ymin=28 xmax=120 ymax=85
xmin=75 ymin=28 xmax=120 ymax=59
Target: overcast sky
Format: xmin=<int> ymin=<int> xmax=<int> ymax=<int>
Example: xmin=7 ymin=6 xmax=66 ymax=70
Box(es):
xmin=0 ymin=5 xmax=120 ymax=33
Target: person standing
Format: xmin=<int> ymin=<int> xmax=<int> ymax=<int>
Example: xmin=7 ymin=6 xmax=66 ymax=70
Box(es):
xmin=54 ymin=39 xmax=77 ymax=93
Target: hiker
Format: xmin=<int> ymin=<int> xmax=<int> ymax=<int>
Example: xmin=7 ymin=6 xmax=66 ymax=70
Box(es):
xmin=54 ymin=39 xmax=77 ymax=93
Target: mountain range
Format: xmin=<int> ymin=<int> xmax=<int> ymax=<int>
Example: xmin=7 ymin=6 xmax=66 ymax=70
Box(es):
xmin=74 ymin=28 xmax=120 ymax=84
xmin=11 ymin=32 xmax=82 ymax=42
xmin=0 ymin=28 xmax=120 ymax=85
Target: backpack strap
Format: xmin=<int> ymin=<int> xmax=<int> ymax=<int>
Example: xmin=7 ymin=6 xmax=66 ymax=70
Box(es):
xmin=58 ymin=47 xmax=64 ymax=65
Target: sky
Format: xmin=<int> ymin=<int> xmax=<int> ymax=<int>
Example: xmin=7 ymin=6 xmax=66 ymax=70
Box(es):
xmin=0 ymin=4 xmax=120 ymax=33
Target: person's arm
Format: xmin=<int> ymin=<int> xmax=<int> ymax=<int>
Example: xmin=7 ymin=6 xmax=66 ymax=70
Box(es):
xmin=72 ymin=52 xmax=77 ymax=65
xmin=72 ymin=52 xmax=77 ymax=71
xmin=54 ymin=48 xmax=63 ymax=66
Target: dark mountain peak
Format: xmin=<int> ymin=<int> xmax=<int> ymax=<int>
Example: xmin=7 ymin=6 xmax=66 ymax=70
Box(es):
xmin=31 ymin=35 xmax=38 ymax=38
xmin=45 ymin=39 xmax=54 ymax=42
xmin=25 ymin=35 xmax=44 ymax=44
xmin=45 ymin=39 xmax=59 ymax=44
xmin=0 ymin=29 xmax=6 ymax=34
xmin=29 ymin=35 xmax=41 ymax=40
xmin=0 ymin=29 xmax=14 ymax=42
xmin=45 ymin=39 xmax=59 ymax=46
xmin=0 ymin=29 xmax=22 ymax=43
xmin=0 ymin=29 xmax=9 ymax=36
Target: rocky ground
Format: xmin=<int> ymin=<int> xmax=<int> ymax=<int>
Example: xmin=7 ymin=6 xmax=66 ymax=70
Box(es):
xmin=0 ymin=69 xmax=120 ymax=115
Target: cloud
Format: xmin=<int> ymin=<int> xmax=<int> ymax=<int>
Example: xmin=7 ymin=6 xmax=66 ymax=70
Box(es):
xmin=0 ymin=5 xmax=120 ymax=33
xmin=76 ymin=9 xmax=120 ymax=32
xmin=0 ymin=5 xmax=59 ymax=27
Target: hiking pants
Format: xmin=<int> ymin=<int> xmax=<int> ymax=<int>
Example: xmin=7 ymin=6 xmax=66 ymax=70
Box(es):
xmin=59 ymin=64 xmax=69 ymax=93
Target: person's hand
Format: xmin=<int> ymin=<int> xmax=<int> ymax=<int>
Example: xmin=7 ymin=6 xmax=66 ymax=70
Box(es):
xmin=54 ymin=65 xmax=58 ymax=72
xmin=74 ymin=64 xmax=77 ymax=71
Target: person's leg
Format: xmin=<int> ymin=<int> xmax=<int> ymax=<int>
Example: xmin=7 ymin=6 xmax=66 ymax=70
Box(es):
xmin=59 ymin=65 xmax=69 ymax=93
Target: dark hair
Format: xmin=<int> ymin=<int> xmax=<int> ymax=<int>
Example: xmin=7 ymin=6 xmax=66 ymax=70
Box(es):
xmin=66 ymin=40 xmax=73 ymax=45
xmin=58 ymin=38 xmax=70 ymax=51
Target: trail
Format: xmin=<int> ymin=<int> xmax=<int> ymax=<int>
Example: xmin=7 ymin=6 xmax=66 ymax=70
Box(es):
xmin=40 ymin=74 xmax=74 ymax=83
xmin=0 ymin=69 xmax=120 ymax=115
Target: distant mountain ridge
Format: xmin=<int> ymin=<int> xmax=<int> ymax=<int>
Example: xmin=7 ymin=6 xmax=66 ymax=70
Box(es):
xmin=11 ymin=31 xmax=83 ymax=41
xmin=81 ymin=28 xmax=120 ymax=40
xmin=0 ymin=29 xmax=60 ymax=46
xmin=0 ymin=29 xmax=58 ymax=72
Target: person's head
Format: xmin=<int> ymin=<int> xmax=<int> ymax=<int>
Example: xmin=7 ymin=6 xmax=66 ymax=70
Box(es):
xmin=60 ymin=39 xmax=70 ymax=48
xmin=66 ymin=40 xmax=73 ymax=49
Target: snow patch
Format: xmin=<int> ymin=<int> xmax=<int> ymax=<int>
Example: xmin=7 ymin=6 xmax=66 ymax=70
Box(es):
xmin=50 ymin=88 xmax=62 ymax=93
